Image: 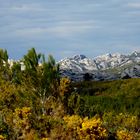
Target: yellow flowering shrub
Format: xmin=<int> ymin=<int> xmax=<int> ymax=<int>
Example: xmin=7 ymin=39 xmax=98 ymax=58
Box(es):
xmin=79 ymin=116 xmax=107 ymax=140
xmin=59 ymin=77 xmax=71 ymax=96
xmin=12 ymin=107 xmax=31 ymax=139
xmin=116 ymin=113 xmax=139 ymax=130
xmin=63 ymin=115 xmax=82 ymax=129
xmin=0 ymin=135 xmax=5 ymax=140
xmin=14 ymin=107 xmax=31 ymax=117
xmin=13 ymin=107 xmax=31 ymax=127
xmin=63 ymin=115 xmax=107 ymax=140
xmin=82 ymin=117 xmax=101 ymax=130
xmin=116 ymin=129 xmax=134 ymax=140
xmin=42 ymin=138 xmax=48 ymax=140
xmin=103 ymin=112 xmax=140 ymax=139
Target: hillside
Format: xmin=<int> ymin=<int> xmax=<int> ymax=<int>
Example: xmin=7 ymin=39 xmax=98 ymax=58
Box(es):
xmin=73 ymin=78 xmax=140 ymax=116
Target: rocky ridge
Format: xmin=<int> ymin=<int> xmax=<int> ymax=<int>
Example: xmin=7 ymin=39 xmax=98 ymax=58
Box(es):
xmin=59 ymin=51 xmax=140 ymax=81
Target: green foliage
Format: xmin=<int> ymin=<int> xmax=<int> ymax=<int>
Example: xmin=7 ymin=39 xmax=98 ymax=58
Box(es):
xmin=0 ymin=49 xmax=8 ymax=64
xmin=73 ymin=79 xmax=140 ymax=116
xmin=23 ymin=48 xmax=41 ymax=71
xmin=0 ymin=48 xmax=139 ymax=139
xmin=0 ymin=49 xmax=11 ymax=81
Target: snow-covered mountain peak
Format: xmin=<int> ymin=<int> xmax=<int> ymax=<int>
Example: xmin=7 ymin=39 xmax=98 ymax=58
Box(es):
xmin=112 ymin=53 xmax=123 ymax=57
xmin=94 ymin=52 xmax=124 ymax=60
xmin=59 ymin=51 xmax=140 ymax=81
xmin=130 ymin=51 xmax=140 ymax=57
xmin=94 ymin=53 xmax=112 ymax=60
xmin=73 ymin=54 xmax=87 ymax=61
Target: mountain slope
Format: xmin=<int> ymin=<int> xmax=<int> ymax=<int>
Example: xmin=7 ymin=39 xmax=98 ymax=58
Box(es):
xmin=59 ymin=51 xmax=140 ymax=81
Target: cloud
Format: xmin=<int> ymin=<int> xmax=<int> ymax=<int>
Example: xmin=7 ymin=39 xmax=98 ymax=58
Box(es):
xmin=0 ymin=0 xmax=140 ymax=60
xmin=47 ymin=21 xmax=99 ymax=37
xmin=127 ymin=2 xmax=140 ymax=8
xmin=11 ymin=5 xmax=45 ymax=12
xmin=14 ymin=20 xmax=99 ymax=38
xmin=15 ymin=28 xmax=47 ymax=36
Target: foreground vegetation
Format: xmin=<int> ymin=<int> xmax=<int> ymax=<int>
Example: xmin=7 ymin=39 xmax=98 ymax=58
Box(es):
xmin=0 ymin=48 xmax=139 ymax=140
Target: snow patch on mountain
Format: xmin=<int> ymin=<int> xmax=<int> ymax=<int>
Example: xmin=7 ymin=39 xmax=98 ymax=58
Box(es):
xmin=59 ymin=51 xmax=140 ymax=81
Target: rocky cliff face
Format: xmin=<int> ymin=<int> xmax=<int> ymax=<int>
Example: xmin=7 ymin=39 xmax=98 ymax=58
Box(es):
xmin=59 ymin=51 xmax=140 ymax=81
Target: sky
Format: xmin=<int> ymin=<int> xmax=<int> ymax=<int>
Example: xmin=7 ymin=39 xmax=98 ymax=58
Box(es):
xmin=0 ymin=0 xmax=140 ymax=60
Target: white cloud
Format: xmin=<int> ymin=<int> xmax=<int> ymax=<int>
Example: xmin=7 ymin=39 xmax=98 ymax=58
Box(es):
xmin=127 ymin=3 xmax=140 ymax=8
xmin=0 ymin=0 xmax=140 ymax=60
xmin=15 ymin=20 xmax=99 ymax=38
xmin=11 ymin=4 xmax=47 ymax=12
xmin=47 ymin=25 xmax=98 ymax=37
xmin=15 ymin=28 xmax=47 ymax=36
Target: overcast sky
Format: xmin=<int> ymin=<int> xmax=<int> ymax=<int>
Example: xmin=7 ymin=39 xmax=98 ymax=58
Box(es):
xmin=0 ymin=0 xmax=140 ymax=60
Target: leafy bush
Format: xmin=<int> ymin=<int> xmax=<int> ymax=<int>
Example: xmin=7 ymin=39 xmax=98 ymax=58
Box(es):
xmin=0 ymin=48 xmax=139 ymax=139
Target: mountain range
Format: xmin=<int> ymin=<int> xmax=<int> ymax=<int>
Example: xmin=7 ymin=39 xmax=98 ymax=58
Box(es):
xmin=59 ymin=51 xmax=140 ymax=81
